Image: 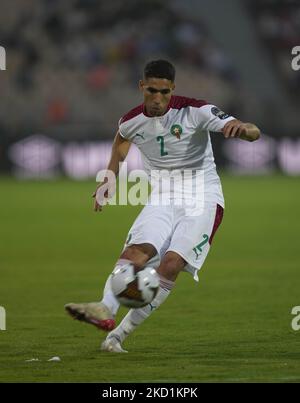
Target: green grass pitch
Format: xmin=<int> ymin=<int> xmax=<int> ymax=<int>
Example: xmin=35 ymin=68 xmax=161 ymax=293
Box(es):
xmin=0 ymin=175 xmax=299 ymax=383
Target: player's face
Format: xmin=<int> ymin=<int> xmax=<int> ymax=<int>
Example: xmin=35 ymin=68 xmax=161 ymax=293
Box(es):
xmin=139 ymin=78 xmax=175 ymax=117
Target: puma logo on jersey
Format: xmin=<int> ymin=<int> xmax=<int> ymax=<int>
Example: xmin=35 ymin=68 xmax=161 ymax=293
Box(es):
xmin=134 ymin=133 xmax=145 ymax=140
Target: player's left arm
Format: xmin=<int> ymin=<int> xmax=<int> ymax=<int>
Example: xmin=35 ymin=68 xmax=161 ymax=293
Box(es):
xmin=222 ymin=119 xmax=260 ymax=142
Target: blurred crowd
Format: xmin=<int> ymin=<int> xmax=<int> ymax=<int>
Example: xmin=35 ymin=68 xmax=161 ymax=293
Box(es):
xmin=248 ymin=0 xmax=300 ymax=99
xmin=0 ymin=0 xmax=239 ymax=137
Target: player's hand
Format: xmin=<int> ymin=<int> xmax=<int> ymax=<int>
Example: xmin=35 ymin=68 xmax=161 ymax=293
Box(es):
xmin=92 ymin=178 xmax=116 ymax=212
xmin=222 ymin=119 xmax=248 ymax=139
xmin=92 ymin=183 xmax=107 ymax=212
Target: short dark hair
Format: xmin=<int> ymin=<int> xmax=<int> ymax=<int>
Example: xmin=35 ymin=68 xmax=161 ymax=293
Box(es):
xmin=144 ymin=60 xmax=175 ymax=82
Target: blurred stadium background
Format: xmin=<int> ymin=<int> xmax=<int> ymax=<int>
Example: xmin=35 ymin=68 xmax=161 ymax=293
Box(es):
xmin=0 ymin=0 xmax=300 ymax=383
xmin=0 ymin=0 xmax=300 ymax=178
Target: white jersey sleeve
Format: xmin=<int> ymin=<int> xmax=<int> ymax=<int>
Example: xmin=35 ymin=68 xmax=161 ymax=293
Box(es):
xmin=118 ymin=104 xmax=144 ymax=141
xmin=118 ymin=118 xmax=126 ymax=139
xmin=193 ymin=104 xmax=236 ymax=132
xmin=118 ymin=117 xmax=131 ymax=140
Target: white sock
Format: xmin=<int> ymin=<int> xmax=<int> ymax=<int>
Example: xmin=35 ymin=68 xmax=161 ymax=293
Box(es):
xmin=107 ymin=275 xmax=174 ymax=344
xmin=101 ymin=259 xmax=132 ymax=317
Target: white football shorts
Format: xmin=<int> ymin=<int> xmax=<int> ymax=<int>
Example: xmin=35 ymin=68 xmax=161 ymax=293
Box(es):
xmin=122 ymin=200 xmax=224 ymax=281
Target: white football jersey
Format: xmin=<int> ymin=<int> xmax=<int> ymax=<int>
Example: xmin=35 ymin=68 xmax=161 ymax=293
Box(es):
xmin=119 ymin=95 xmax=235 ymax=208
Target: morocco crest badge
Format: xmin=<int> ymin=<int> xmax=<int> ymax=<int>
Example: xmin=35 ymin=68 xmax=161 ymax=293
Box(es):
xmin=170 ymin=124 xmax=182 ymax=140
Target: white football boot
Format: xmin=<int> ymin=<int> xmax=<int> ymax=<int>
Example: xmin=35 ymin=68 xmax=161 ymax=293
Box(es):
xmin=101 ymin=336 xmax=128 ymax=353
xmin=65 ymin=302 xmax=115 ymax=331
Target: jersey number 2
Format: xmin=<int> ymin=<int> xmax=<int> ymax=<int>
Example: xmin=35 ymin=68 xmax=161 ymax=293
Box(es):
xmin=156 ymin=136 xmax=168 ymax=157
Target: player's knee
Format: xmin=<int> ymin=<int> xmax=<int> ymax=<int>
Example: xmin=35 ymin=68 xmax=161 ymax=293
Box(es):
xmin=158 ymin=252 xmax=186 ymax=281
xmin=120 ymin=243 xmax=157 ymax=268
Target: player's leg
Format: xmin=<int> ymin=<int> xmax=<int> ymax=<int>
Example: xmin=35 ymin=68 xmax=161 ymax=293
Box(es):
xmin=100 ymin=242 xmax=157 ymax=318
xmin=100 ymin=204 xmax=172 ymax=318
xmin=65 ymin=204 xmax=172 ymax=333
xmin=65 ymin=243 xmax=157 ymax=332
xmin=103 ymin=202 xmax=224 ymax=352
xmin=66 ymin=203 xmax=173 ymax=349
xmin=102 ymin=251 xmax=186 ymax=352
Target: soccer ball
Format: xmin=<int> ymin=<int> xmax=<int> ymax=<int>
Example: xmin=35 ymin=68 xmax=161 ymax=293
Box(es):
xmin=111 ymin=263 xmax=160 ymax=308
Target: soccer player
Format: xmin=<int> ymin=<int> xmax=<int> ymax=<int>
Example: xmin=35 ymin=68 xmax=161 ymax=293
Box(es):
xmin=65 ymin=60 xmax=260 ymax=353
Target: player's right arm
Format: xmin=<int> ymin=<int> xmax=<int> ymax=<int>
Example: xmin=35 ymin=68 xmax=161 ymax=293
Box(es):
xmin=195 ymin=104 xmax=260 ymax=142
xmin=93 ymin=131 xmax=131 ymax=212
